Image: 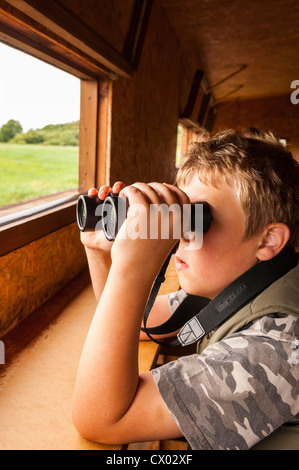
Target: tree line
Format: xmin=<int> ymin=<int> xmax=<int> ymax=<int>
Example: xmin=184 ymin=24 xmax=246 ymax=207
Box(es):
xmin=0 ymin=119 xmax=79 ymax=146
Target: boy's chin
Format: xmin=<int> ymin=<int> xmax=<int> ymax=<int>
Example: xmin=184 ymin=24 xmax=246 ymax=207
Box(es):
xmin=179 ymin=280 xmax=200 ymax=297
xmin=180 ymin=279 xmax=213 ymax=300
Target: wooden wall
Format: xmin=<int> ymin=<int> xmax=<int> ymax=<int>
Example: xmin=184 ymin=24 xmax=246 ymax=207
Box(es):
xmin=214 ymin=94 xmax=299 ymax=161
xmin=0 ymin=224 xmax=86 ymax=337
xmin=0 ymin=0 xmax=186 ymax=337
xmin=110 ymin=1 xmax=180 ymax=185
xmin=58 ymin=0 xmax=136 ymax=54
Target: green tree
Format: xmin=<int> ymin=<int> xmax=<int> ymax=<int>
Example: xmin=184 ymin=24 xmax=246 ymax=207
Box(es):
xmin=0 ymin=119 xmax=23 ymax=142
xmin=23 ymin=129 xmax=44 ymax=144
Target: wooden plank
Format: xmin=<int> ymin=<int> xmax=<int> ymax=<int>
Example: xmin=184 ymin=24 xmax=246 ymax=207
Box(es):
xmin=123 ymin=0 xmax=153 ymax=69
xmin=138 ymin=341 xmax=160 ymax=373
xmin=0 ymin=201 xmax=77 ymax=257
xmin=78 ymin=80 xmax=98 ymax=192
xmin=204 ymin=105 xmax=217 ymax=132
xmin=197 ymin=92 xmax=211 ymax=125
xmin=96 ymin=78 xmax=112 ymax=188
xmin=5 ymin=0 xmax=133 ymax=77
xmin=0 ymin=11 xmax=98 ymax=79
xmin=181 ymin=69 xmax=203 ymax=120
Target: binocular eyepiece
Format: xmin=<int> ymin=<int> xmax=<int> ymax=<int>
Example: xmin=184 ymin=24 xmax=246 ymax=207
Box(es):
xmin=76 ymin=193 xmax=212 ymax=241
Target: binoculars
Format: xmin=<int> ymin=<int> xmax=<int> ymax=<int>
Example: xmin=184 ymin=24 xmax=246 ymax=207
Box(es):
xmin=76 ymin=193 xmax=212 ymax=241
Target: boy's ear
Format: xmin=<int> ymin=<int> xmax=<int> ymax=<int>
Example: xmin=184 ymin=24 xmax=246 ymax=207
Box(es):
xmin=257 ymin=223 xmax=290 ymax=261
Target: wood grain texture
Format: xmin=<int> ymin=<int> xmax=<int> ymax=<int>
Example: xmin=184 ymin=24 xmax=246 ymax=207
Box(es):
xmin=110 ymin=1 xmax=180 ymax=185
xmin=5 ymin=0 xmax=133 ymax=76
xmin=161 ymin=0 xmax=299 ymax=102
xmin=0 ymin=223 xmax=87 ymax=337
xmin=214 ymin=94 xmax=299 ymax=161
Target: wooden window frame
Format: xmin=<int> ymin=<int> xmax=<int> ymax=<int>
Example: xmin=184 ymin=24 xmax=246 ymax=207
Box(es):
xmin=0 ymin=76 xmax=112 ymax=257
xmin=176 ymin=123 xmax=195 ymax=168
xmin=0 ymin=30 xmax=112 ymax=257
xmin=0 ymin=0 xmax=153 ymax=256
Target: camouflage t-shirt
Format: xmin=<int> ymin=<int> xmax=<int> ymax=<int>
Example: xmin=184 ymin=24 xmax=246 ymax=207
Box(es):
xmin=152 ymin=312 xmax=299 ymax=450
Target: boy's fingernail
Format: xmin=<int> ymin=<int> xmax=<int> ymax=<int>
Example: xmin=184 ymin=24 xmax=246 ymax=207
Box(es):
xmin=99 ymin=190 xmax=106 ymax=199
xmin=88 ymin=188 xmax=98 ymax=196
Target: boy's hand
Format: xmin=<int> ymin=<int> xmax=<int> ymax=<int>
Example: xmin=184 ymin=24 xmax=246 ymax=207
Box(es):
xmin=111 ymin=182 xmax=190 ymax=281
xmin=80 ymin=181 xmax=125 ymax=253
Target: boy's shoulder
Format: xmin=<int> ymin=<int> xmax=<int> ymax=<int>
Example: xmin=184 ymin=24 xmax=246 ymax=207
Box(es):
xmin=238 ymin=311 xmax=299 ymax=342
xmin=153 ymin=312 xmax=299 ymax=450
xmin=201 ymin=311 xmax=298 ymax=358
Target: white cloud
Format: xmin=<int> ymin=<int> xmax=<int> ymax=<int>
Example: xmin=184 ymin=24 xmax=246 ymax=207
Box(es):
xmin=0 ymin=42 xmax=80 ymax=131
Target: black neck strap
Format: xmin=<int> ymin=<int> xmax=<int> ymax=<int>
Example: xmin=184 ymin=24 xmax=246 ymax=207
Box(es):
xmin=141 ymin=247 xmax=298 ymax=347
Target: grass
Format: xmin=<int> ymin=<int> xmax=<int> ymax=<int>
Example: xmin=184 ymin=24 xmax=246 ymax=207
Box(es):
xmin=0 ymin=143 xmax=79 ymax=206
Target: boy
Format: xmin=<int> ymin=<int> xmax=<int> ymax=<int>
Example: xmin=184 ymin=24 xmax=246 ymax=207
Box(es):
xmin=72 ymin=130 xmax=299 ymax=450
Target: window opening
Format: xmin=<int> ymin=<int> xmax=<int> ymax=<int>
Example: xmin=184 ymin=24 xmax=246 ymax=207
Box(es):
xmin=176 ymin=123 xmax=211 ymax=169
xmin=0 ymin=42 xmax=80 ymax=219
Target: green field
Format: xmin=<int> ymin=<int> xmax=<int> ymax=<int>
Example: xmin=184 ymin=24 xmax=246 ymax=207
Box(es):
xmin=0 ymin=143 xmax=79 ymax=206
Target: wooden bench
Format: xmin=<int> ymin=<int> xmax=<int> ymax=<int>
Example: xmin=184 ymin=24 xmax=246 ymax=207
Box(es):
xmin=0 ymin=258 xmax=179 ymax=450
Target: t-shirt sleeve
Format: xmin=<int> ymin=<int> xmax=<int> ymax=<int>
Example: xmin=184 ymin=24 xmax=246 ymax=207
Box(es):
xmin=167 ymin=289 xmax=188 ymax=313
xmin=152 ymin=315 xmax=299 ymax=450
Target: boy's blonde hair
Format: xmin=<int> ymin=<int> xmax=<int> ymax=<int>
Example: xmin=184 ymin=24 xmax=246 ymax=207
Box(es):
xmin=176 ymin=130 xmax=299 ymax=247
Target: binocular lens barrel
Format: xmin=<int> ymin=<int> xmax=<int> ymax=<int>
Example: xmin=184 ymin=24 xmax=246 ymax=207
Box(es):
xmin=102 ymin=196 xmax=124 ymax=241
xmin=76 ymin=195 xmax=100 ymax=232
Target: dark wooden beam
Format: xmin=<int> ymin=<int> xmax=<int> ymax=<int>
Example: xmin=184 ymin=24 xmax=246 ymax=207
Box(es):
xmin=197 ymin=93 xmax=211 ymax=125
xmin=181 ymin=69 xmax=204 ymax=120
xmin=0 ymin=19 xmax=97 ymax=79
xmin=123 ymin=0 xmax=153 ymax=69
xmin=5 ymin=0 xmax=134 ymax=77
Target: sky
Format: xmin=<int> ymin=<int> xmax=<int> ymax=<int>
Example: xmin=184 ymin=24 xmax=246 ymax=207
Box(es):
xmin=0 ymin=42 xmax=80 ymax=132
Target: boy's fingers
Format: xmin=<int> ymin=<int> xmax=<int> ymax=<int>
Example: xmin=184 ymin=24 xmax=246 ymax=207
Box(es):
xmin=98 ymin=185 xmax=112 ymax=199
xmin=119 ymin=182 xmax=190 ymax=208
xmin=87 ymin=187 xmax=99 ymax=197
xmin=131 ymin=182 xmax=161 ymax=205
xmin=112 ymin=181 xmax=126 ymax=193
xmin=95 ymin=182 xmax=126 ymax=200
xmin=119 ymin=185 xmax=160 ymax=212
xmin=147 ymin=182 xmax=177 ymax=205
xmin=162 ymin=183 xmax=190 ymax=205
xmin=148 ymin=182 xmax=190 ymax=207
